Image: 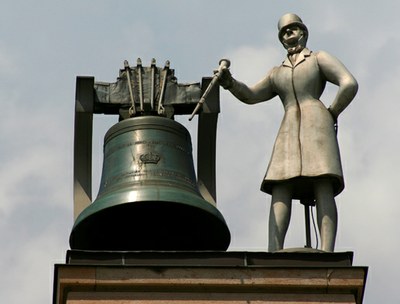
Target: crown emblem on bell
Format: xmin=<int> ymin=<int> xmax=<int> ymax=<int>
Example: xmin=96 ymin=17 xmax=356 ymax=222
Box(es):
xmin=139 ymin=152 xmax=161 ymax=164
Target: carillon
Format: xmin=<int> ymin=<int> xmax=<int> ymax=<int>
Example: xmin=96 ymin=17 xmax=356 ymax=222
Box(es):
xmin=70 ymin=59 xmax=230 ymax=251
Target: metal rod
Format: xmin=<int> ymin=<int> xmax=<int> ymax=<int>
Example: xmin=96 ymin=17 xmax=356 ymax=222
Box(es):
xmin=150 ymin=58 xmax=156 ymax=111
xmin=300 ymin=198 xmax=315 ymax=248
xmin=158 ymin=60 xmax=170 ymax=115
xmin=124 ymin=60 xmax=136 ymax=116
xmin=137 ymin=58 xmax=144 ymax=112
xmin=304 ymin=204 xmax=312 ymax=248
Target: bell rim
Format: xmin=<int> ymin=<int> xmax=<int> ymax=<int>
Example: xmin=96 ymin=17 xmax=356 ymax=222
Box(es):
xmin=70 ymin=186 xmax=231 ymax=251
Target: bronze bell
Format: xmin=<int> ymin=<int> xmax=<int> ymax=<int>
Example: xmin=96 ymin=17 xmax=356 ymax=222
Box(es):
xmin=70 ymin=115 xmax=230 ymax=251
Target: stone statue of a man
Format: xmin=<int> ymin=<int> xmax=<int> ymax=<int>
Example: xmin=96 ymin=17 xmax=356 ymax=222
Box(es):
xmin=219 ymin=13 xmax=358 ymax=252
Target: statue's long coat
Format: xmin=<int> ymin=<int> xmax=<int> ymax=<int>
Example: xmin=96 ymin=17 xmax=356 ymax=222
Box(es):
xmin=230 ymin=48 xmax=357 ymax=199
xmin=262 ymin=48 xmax=342 ymax=198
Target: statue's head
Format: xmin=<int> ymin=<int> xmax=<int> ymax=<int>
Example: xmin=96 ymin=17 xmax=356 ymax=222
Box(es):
xmin=278 ymin=13 xmax=308 ymax=54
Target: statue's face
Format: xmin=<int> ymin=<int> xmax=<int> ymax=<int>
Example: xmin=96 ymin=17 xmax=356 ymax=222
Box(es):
xmin=281 ymin=25 xmax=306 ymax=54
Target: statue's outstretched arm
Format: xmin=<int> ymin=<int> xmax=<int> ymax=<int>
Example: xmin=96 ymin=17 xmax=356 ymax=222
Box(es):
xmin=219 ymin=67 xmax=277 ymax=104
xmin=317 ymin=51 xmax=358 ymax=120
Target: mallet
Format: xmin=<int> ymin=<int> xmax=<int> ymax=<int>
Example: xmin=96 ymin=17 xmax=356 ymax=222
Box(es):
xmin=189 ymin=59 xmax=230 ymax=121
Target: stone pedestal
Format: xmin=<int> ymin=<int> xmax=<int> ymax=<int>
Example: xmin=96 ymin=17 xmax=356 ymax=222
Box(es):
xmin=53 ymin=251 xmax=367 ymax=304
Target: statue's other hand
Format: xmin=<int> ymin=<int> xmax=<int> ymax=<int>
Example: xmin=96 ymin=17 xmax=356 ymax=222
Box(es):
xmin=327 ymin=106 xmax=338 ymax=124
xmin=215 ymin=67 xmax=233 ymax=90
xmin=327 ymin=107 xmax=339 ymax=134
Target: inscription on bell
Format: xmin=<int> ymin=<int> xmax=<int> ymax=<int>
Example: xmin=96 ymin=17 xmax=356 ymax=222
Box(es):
xmin=139 ymin=152 xmax=161 ymax=164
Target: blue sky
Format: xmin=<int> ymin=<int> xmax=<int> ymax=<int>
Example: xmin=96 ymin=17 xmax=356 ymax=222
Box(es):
xmin=0 ymin=1 xmax=399 ymax=303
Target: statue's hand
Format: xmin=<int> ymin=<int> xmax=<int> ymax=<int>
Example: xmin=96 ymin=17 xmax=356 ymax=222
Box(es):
xmin=328 ymin=106 xmax=338 ymax=134
xmin=327 ymin=106 xmax=338 ymax=124
xmin=215 ymin=67 xmax=234 ymax=90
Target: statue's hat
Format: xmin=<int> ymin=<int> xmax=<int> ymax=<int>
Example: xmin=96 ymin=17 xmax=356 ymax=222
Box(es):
xmin=278 ymin=13 xmax=308 ymax=42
